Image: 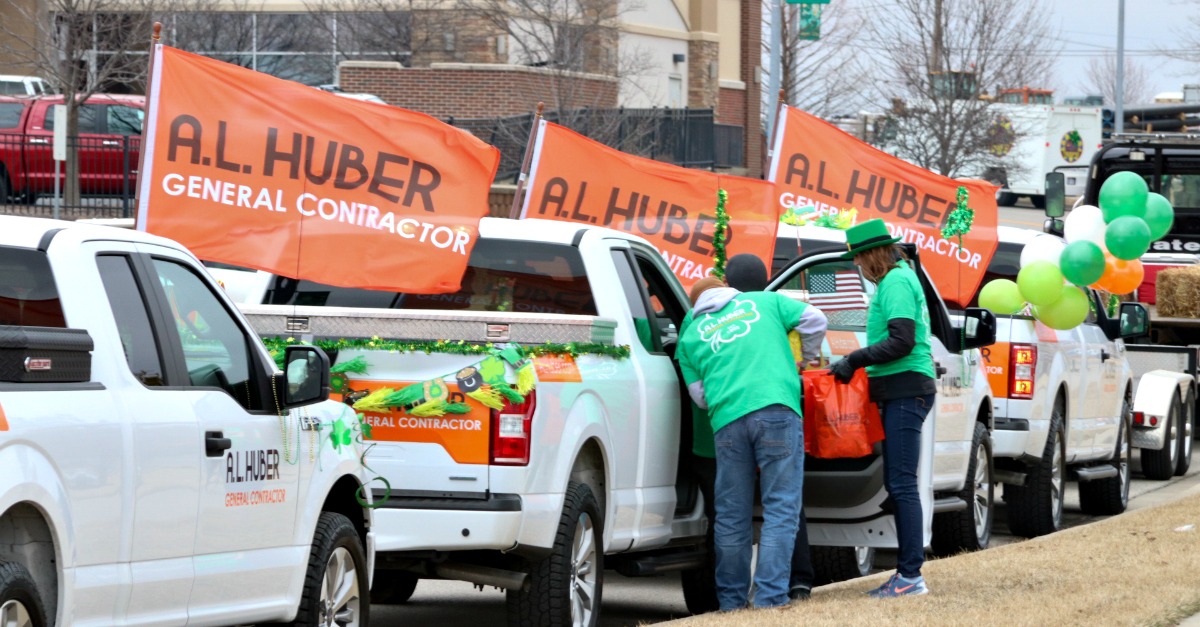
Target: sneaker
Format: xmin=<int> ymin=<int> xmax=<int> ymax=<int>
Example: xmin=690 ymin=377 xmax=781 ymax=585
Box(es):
xmin=788 ymin=585 xmax=812 ymax=602
xmin=868 ymin=573 xmax=928 ymax=598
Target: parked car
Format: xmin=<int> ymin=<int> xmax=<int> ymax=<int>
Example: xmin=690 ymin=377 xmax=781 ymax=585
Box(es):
xmin=0 ymin=93 xmax=144 ymax=203
xmin=0 ymin=75 xmax=51 ymax=96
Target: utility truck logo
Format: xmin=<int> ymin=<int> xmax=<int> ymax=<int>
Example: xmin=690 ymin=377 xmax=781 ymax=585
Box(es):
xmin=226 ymin=449 xmax=282 ymax=484
xmin=697 ymin=299 xmax=760 ymax=352
xmin=1060 ymin=130 xmax=1084 ymax=163
xmin=988 ymin=115 xmax=1015 ymax=157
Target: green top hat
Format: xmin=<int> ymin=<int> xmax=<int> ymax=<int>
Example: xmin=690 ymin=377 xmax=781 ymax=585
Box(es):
xmin=841 ymin=218 xmax=901 ymax=259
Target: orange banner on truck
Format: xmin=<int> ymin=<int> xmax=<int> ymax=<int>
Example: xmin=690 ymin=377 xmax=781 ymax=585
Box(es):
xmin=136 ymin=45 xmax=500 ymax=294
xmin=339 ymin=381 xmax=492 ymax=465
xmin=768 ymin=106 xmax=998 ymax=307
xmin=520 ymin=121 xmax=779 ymax=288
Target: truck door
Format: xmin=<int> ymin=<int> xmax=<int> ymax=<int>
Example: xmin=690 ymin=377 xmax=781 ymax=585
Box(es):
xmin=133 ymin=247 xmax=302 ymax=620
xmin=606 ymin=242 xmax=684 ymax=550
xmin=767 ymin=251 xmax=935 ymax=549
xmin=1081 ymin=291 xmax=1123 ymax=456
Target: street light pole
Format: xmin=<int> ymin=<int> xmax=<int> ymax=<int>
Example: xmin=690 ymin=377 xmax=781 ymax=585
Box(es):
xmin=766 ymin=0 xmax=783 ymax=153
xmin=1116 ymin=0 xmax=1125 ymax=133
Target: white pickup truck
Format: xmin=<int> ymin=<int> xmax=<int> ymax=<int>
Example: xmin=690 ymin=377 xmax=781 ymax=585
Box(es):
xmin=0 ymin=216 xmax=373 ymax=626
xmin=215 ymin=217 xmax=997 ymax=625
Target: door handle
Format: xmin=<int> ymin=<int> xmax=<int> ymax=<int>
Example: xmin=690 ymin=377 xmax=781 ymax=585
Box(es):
xmin=934 ymin=361 xmax=948 ymax=378
xmin=205 ymin=430 xmax=232 ymax=457
xmin=1100 ymin=349 xmax=1112 ymax=362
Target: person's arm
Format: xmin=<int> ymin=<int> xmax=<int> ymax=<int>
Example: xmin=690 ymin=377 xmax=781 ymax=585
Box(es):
xmin=792 ymin=305 xmax=828 ymax=364
xmin=677 ymin=346 xmax=708 ymax=410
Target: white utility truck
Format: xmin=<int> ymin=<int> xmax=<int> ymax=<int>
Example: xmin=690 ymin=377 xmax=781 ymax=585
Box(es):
xmin=0 ymin=216 xmax=373 ymax=626
xmin=987 ymin=102 xmax=1103 ymax=207
xmin=214 ymin=217 xmax=997 ymax=625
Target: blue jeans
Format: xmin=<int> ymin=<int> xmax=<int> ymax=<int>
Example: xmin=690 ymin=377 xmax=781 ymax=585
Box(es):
xmin=713 ymin=405 xmax=803 ymax=610
xmin=880 ymin=394 xmax=934 ymax=579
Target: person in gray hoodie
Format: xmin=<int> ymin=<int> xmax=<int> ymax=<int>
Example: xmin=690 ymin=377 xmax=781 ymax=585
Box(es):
xmin=677 ymin=267 xmax=827 ymax=610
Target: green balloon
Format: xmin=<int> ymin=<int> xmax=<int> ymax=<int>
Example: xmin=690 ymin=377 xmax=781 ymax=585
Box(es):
xmin=1143 ymin=192 xmax=1175 ymax=241
xmin=1034 ymin=285 xmax=1090 ymax=330
xmin=1105 ymin=215 xmax=1152 ymax=260
xmin=978 ymin=279 xmax=1025 ymax=314
xmin=1017 ymin=260 xmax=1064 ymax=307
xmin=1099 ymin=171 xmax=1149 ymax=223
xmin=1059 ymin=240 xmax=1106 ymax=286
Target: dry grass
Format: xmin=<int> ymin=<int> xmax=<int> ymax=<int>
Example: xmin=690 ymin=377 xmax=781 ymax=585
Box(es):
xmin=667 ymin=494 xmax=1200 ymax=627
xmin=1157 ymin=266 xmax=1200 ymax=319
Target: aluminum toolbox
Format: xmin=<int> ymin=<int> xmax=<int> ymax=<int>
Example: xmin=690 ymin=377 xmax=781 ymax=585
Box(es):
xmin=0 ymin=325 xmax=93 ymax=383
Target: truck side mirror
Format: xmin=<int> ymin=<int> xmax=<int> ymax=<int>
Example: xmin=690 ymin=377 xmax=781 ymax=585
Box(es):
xmin=274 ymin=345 xmax=331 ymax=409
xmin=953 ymin=307 xmax=997 ymax=352
xmin=1118 ymin=302 xmax=1150 ymax=339
xmin=1045 ymin=172 xmax=1065 ymax=218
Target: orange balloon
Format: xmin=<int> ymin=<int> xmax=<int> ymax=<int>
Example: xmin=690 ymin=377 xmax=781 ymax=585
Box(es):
xmin=1091 ymin=252 xmax=1120 ymax=292
xmin=1106 ymin=258 xmax=1144 ymax=294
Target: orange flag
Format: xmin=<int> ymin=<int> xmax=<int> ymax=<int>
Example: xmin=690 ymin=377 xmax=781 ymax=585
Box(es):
xmin=768 ymin=106 xmax=999 ymax=307
xmin=136 ymin=45 xmax=499 ymax=294
xmin=520 ymin=121 xmax=779 ymax=288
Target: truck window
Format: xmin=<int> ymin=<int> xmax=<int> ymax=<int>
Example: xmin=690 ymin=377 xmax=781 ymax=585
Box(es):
xmin=0 ymin=246 xmax=66 ymax=328
xmin=107 ymin=105 xmax=143 ymax=136
xmin=152 ymin=258 xmax=265 ymax=410
xmin=1160 ymin=173 xmax=1200 ymax=210
xmin=610 ymin=249 xmax=658 ymax=353
xmin=0 ymin=103 xmax=23 ymax=129
xmin=778 ymin=257 xmax=870 ymax=330
xmin=97 ymin=254 xmax=166 ymax=386
xmin=632 ymin=251 xmax=687 ymax=353
xmin=967 ymin=241 xmax=1021 ymax=307
xmin=263 ymin=239 xmax=598 ymax=316
xmin=43 ymin=104 xmax=100 ymax=134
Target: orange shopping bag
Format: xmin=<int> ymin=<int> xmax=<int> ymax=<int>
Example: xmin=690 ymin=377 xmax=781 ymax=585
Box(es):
xmin=801 ymin=369 xmax=885 ymax=459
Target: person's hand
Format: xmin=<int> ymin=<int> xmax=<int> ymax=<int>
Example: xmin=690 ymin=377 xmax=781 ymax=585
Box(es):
xmin=828 ymin=358 xmax=856 ymax=384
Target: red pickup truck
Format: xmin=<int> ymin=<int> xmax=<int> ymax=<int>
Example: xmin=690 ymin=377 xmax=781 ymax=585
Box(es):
xmin=0 ymin=93 xmax=144 ymax=203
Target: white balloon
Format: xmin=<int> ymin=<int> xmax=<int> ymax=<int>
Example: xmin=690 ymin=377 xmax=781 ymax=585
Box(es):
xmin=1020 ymin=234 xmax=1066 ymax=268
xmin=1064 ymin=204 xmax=1107 ymax=247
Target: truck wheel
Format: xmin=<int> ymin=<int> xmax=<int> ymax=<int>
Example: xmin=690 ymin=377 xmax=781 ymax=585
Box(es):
xmin=1006 ymin=403 xmax=1066 ymax=537
xmin=0 ymin=174 xmax=10 ymax=204
xmin=1029 ymin=195 xmax=1046 ymax=209
xmin=932 ymin=422 xmax=993 ymax=555
xmin=811 ymin=546 xmax=874 ymax=585
xmin=1175 ymin=389 xmax=1195 ymax=476
xmin=369 ymin=571 xmax=418 ymax=605
xmin=507 ymin=482 xmax=603 ymax=627
xmin=1079 ymin=395 xmax=1132 ymax=516
xmin=996 ymin=191 xmax=1018 ymax=206
xmin=289 ymin=512 xmax=369 ymax=627
xmin=1141 ymin=395 xmax=1180 ymax=481
xmin=0 ymin=560 xmax=48 ymax=627
xmin=679 ymin=550 xmax=717 ymax=615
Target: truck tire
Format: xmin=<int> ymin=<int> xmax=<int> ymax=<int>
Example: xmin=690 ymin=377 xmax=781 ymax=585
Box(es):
xmin=370 ymin=571 xmax=418 ymax=605
xmin=679 ymin=551 xmax=717 ymax=615
xmin=1005 ymin=401 xmax=1066 ymax=538
xmin=1079 ymin=395 xmax=1132 ymax=516
xmin=1141 ymin=394 xmax=1180 ymax=481
xmin=507 ymin=481 xmax=603 ymax=627
xmin=288 ymin=512 xmax=369 ymax=627
xmin=0 ymin=173 xmax=10 ymax=204
xmin=0 ymin=560 xmax=48 ymax=627
xmin=1029 ymin=195 xmax=1046 ymax=209
xmin=996 ymin=191 xmax=1018 ymax=206
xmin=932 ymin=422 xmax=994 ymax=556
xmin=1175 ymin=389 xmax=1195 ymax=476
xmin=811 ymin=546 xmax=874 ymax=585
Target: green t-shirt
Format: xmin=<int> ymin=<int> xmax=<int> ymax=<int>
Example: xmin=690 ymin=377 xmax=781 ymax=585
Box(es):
xmin=678 ymin=292 xmax=808 ymax=435
xmin=865 ymin=262 xmax=935 ymax=379
xmin=677 ymin=310 xmax=715 ymax=458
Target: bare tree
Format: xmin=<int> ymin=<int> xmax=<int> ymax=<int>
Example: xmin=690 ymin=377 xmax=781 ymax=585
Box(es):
xmin=303 ymin=0 xmax=460 ymax=70
xmin=768 ymin=0 xmax=868 ymax=119
xmin=0 ymin=0 xmax=163 ymax=204
xmin=862 ymin=0 xmax=1060 ymax=178
xmin=1082 ymin=53 xmax=1151 ymax=107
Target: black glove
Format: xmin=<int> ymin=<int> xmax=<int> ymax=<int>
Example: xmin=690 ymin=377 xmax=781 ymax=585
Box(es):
xmin=828 ymin=358 xmax=857 ymax=384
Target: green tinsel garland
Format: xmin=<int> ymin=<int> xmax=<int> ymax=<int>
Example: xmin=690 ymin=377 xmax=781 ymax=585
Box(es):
xmin=263 ymin=336 xmax=631 ymax=360
xmin=941 ymin=186 xmax=974 ymax=241
xmin=712 ymin=189 xmax=730 ymax=280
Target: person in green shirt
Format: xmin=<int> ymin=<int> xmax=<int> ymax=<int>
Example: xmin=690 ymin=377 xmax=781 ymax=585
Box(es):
xmin=677 ymin=267 xmax=827 ymax=610
xmin=828 ymin=218 xmax=936 ymax=598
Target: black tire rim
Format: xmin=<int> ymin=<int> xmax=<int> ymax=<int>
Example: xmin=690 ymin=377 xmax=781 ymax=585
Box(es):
xmin=319 ymin=546 xmax=361 ymax=627
xmin=0 ymin=599 xmax=34 ymax=627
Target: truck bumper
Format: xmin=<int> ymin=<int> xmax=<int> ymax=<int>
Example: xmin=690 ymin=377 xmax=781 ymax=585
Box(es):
xmin=371 ymin=492 xmax=565 ymax=552
xmin=992 ymin=418 xmax=1031 ymax=459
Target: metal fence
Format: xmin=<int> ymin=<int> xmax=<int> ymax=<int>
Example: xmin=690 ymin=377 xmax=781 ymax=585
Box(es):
xmin=1 ymin=108 xmax=744 ymax=219
xmin=0 ymin=133 xmax=142 ymax=219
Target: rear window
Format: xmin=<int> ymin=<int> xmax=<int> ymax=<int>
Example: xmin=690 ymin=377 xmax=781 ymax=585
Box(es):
xmin=0 ymin=103 xmax=23 ymax=129
xmin=772 ymin=236 xmax=846 ymax=275
xmin=967 ymin=241 xmax=1021 ymax=308
xmin=0 ymin=246 xmax=67 ymax=327
xmin=262 ymin=239 xmax=598 ymax=315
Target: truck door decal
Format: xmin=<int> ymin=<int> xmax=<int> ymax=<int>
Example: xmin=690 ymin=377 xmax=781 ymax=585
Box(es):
xmin=980 ymin=341 xmax=1011 ymax=397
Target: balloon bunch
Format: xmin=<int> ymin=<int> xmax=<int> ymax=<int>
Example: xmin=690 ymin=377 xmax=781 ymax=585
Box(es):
xmin=979 ymin=172 xmax=1175 ymax=330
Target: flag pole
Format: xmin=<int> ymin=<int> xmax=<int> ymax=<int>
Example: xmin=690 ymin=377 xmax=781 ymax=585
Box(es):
xmin=508 ymin=101 xmax=544 ymax=219
xmin=766 ymin=88 xmax=786 ymax=179
xmin=133 ymin=22 xmax=161 ymax=229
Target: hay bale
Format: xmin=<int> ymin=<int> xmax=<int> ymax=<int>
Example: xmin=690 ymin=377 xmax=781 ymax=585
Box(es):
xmin=1156 ymin=266 xmax=1200 ymax=318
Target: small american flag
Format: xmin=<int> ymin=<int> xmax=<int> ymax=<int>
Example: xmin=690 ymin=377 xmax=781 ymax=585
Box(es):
xmin=806 ymin=269 xmax=866 ymax=312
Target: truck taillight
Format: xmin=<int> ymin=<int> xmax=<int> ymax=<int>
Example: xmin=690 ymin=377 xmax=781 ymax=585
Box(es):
xmin=490 ymin=391 xmax=536 ymax=466
xmin=1009 ymin=343 xmax=1037 ymax=400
